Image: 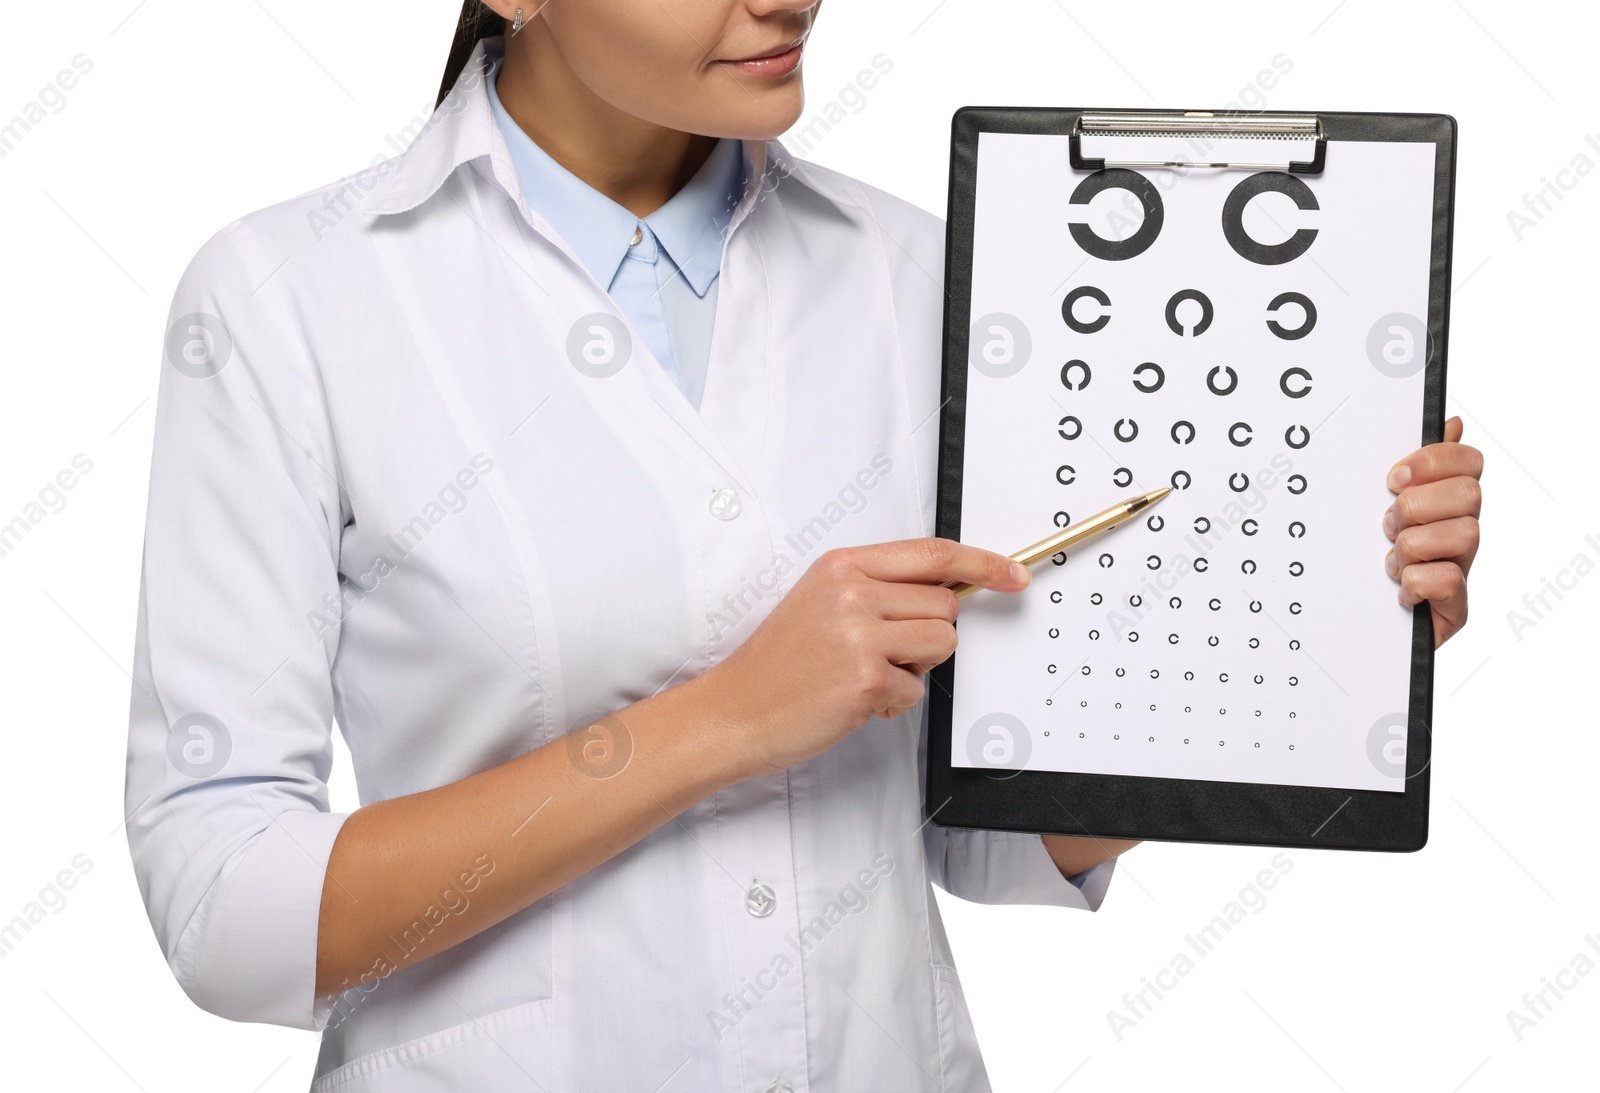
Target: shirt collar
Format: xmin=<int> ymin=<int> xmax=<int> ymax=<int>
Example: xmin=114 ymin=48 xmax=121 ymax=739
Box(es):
xmin=485 ymin=54 xmax=742 ymax=298
xmin=362 ymin=36 xmax=855 ymax=246
xmin=639 ymin=137 xmax=743 ymax=297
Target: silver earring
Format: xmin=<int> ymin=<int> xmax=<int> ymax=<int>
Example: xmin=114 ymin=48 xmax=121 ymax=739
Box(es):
xmin=511 ymin=8 xmax=525 ymax=34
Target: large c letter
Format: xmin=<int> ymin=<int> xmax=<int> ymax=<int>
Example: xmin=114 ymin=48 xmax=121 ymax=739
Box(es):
xmin=1068 ymin=170 xmax=1164 ymax=261
xmin=1221 ymin=172 xmax=1319 ymax=265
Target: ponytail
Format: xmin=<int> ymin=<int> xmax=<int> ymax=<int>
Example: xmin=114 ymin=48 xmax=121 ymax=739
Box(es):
xmin=437 ymin=1 xmax=505 ymax=109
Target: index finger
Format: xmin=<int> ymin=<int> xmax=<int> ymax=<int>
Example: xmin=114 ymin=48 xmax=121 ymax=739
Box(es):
xmin=845 ymin=537 xmax=1030 ymax=594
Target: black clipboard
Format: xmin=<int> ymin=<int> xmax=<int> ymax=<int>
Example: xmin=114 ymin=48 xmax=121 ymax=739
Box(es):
xmin=927 ymin=108 xmax=1456 ymax=852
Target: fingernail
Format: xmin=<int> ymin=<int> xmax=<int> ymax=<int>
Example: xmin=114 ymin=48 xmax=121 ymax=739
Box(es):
xmin=1010 ymin=563 xmax=1031 ymax=586
xmin=1382 ymin=507 xmax=1396 ymax=538
xmin=1387 ymin=464 xmax=1412 ymax=491
xmin=1385 ymin=549 xmax=1398 ymax=578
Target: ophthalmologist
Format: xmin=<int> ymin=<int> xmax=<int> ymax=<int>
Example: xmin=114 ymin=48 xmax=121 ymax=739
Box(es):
xmin=124 ymin=2 xmax=1487 ymax=1090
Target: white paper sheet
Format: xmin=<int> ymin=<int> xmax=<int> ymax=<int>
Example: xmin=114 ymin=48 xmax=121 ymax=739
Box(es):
xmin=952 ymin=132 xmax=1437 ymax=792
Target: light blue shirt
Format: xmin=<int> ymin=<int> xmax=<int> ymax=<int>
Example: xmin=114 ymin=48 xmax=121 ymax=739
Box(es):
xmin=487 ymin=58 xmax=743 ymax=411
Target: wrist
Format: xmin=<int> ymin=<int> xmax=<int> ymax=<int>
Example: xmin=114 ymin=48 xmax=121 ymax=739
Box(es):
xmin=649 ymin=663 xmax=769 ymax=792
xmin=1041 ymin=834 xmax=1140 ymax=877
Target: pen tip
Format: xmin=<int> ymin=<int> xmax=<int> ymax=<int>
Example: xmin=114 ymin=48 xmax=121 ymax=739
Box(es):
xmin=1150 ymin=486 xmax=1172 ymax=501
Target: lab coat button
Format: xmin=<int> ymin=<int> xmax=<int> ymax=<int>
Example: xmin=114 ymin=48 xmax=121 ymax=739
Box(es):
xmin=710 ymin=487 xmax=742 ymax=520
xmin=745 ymin=878 xmax=775 ymax=917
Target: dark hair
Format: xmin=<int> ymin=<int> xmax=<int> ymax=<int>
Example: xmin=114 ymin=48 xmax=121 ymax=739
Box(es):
xmin=437 ymin=1 xmax=505 ymax=109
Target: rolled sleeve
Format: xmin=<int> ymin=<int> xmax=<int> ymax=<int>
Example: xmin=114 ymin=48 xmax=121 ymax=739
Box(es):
xmin=924 ymin=826 xmax=1115 ymax=912
xmin=917 ymin=701 xmax=1115 ymax=911
xmin=124 ymin=219 xmax=351 ymax=1029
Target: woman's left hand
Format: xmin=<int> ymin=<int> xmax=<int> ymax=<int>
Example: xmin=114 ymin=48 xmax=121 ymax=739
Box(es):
xmin=1383 ymin=415 xmax=1483 ymax=648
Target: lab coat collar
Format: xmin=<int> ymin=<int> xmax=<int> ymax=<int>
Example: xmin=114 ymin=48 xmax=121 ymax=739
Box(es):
xmin=364 ymin=35 xmax=857 ymax=231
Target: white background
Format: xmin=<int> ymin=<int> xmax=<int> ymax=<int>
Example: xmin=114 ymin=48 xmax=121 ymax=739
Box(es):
xmin=0 ymin=1 xmax=1593 ymax=1090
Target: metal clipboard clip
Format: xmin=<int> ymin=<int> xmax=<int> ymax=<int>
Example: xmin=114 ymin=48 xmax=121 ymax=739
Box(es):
xmin=1068 ymin=111 xmax=1327 ymax=175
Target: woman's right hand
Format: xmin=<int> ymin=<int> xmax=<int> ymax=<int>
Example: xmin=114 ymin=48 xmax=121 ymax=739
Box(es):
xmin=704 ymin=538 xmax=1032 ymax=779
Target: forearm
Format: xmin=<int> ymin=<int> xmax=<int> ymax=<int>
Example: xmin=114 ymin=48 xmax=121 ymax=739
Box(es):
xmin=1040 ymin=834 xmax=1140 ymax=878
xmin=315 ymin=670 xmax=746 ymax=996
xmin=315 ymin=537 xmax=1037 ymax=997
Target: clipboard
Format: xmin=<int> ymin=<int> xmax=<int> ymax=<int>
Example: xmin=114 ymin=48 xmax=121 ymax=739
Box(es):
xmin=926 ymin=108 xmax=1456 ymax=852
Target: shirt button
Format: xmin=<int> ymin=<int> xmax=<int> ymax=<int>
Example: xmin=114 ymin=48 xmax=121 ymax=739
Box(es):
xmin=629 ymin=225 xmax=644 ymax=246
xmin=709 ymin=487 xmax=742 ymax=520
xmin=745 ymin=878 xmax=776 ymax=917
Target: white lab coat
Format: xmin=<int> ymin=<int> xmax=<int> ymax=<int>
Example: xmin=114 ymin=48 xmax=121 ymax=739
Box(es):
xmin=125 ymin=34 xmax=1112 ymax=1093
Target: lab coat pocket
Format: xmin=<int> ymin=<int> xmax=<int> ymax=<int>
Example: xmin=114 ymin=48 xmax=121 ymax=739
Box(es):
xmin=309 ymin=996 xmax=554 ymax=1093
xmin=311 ymin=900 xmax=555 ymax=1087
xmin=931 ymin=962 xmax=992 ymax=1093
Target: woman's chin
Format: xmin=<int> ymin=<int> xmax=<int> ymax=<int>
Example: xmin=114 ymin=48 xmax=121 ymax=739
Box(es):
xmin=690 ymin=86 xmax=807 ymax=144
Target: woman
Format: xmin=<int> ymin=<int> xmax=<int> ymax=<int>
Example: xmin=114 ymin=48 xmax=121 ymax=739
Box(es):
xmin=125 ymin=2 xmax=1485 ymax=1089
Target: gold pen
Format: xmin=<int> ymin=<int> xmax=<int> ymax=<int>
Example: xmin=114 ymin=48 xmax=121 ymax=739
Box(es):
xmin=945 ymin=486 xmax=1173 ymax=600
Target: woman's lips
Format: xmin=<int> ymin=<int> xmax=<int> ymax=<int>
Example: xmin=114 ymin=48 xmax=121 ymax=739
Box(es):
xmin=717 ymin=39 xmax=805 ymax=79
